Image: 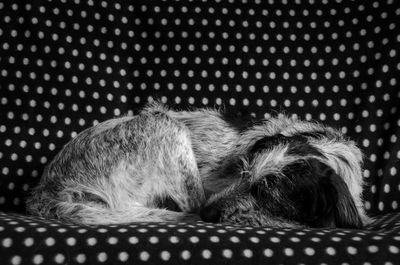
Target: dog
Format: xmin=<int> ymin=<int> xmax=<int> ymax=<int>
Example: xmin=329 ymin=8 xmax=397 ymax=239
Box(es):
xmin=27 ymin=102 xmax=370 ymax=228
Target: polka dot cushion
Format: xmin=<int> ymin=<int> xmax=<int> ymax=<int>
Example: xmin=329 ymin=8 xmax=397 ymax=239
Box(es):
xmin=0 ymin=212 xmax=400 ymax=265
xmin=1 ymin=0 xmax=400 ymax=264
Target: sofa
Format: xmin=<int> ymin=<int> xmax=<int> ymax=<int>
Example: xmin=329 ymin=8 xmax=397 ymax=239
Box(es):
xmin=1 ymin=0 xmax=399 ymax=264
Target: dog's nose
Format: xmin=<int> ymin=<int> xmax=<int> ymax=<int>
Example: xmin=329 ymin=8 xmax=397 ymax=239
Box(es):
xmin=200 ymin=205 xmax=221 ymax=223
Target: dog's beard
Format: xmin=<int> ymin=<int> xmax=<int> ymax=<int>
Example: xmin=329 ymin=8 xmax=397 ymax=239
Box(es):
xmin=200 ymin=119 xmax=366 ymax=228
xmin=201 ymin=159 xmax=363 ymax=228
xmin=252 ymin=158 xmax=362 ymax=228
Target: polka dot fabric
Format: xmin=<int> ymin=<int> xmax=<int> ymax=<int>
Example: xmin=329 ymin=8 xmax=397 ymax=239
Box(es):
xmin=0 ymin=0 xmax=400 ymax=264
xmin=0 ymin=212 xmax=399 ymax=265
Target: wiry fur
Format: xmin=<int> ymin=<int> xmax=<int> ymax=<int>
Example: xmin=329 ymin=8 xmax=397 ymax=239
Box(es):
xmin=27 ymin=108 xmax=204 ymax=224
xmin=27 ymin=102 xmax=371 ymax=228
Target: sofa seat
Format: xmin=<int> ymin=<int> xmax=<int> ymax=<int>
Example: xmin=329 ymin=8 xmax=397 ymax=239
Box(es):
xmin=1 ymin=211 xmax=399 ymax=265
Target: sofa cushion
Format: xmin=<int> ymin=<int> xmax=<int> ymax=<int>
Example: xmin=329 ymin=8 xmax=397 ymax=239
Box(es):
xmin=0 ymin=211 xmax=399 ymax=265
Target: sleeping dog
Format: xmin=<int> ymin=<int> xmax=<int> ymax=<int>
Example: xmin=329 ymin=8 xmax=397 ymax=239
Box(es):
xmin=27 ymin=102 xmax=370 ymax=228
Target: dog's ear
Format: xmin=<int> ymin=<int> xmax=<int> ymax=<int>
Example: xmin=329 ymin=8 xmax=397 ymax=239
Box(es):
xmin=330 ymin=174 xmax=364 ymax=229
xmin=287 ymin=159 xmax=337 ymax=228
xmin=309 ymin=159 xmax=363 ymax=229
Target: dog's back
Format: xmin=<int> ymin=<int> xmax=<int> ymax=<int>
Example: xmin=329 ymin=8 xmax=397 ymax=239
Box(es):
xmin=27 ymin=108 xmax=205 ymax=224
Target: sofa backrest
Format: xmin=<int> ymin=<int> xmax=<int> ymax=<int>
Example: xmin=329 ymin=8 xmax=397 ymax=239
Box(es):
xmin=0 ymin=0 xmax=399 ymax=216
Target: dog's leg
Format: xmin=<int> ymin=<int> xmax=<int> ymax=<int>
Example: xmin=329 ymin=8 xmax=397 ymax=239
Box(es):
xmin=200 ymin=192 xmax=303 ymax=228
xmin=27 ymin=107 xmax=205 ymax=225
xmin=27 ymin=187 xmax=202 ymax=225
xmin=139 ymin=104 xmax=206 ymax=213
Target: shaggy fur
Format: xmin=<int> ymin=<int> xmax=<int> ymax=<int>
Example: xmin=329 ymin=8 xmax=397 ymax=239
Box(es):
xmin=27 ymin=102 xmax=370 ymax=228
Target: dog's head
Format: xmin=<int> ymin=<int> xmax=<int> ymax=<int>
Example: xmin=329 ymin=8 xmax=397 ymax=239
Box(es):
xmin=200 ymin=116 xmax=368 ymax=228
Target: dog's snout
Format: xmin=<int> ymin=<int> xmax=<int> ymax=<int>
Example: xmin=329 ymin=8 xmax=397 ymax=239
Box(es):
xmin=200 ymin=205 xmax=221 ymax=223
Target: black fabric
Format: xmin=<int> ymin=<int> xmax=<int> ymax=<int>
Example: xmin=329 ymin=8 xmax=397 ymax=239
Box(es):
xmin=0 ymin=212 xmax=399 ymax=265
xmin=1 ymin=0 xmax=400 ymax=264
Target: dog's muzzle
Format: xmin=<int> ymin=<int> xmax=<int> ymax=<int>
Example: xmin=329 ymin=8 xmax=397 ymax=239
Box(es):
xmin=200 ymin=157 xmax=363 ymax=228
xmin=281 ymin=158 xmax=362 ymax=228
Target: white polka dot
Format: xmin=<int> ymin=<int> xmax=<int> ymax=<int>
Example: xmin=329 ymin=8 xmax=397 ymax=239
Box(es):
xmin=242 ymin=249 xmax=253 ymax=258
xmin=75 ymin=254 xmax=86 ymax=264
xmin=249 ymin=236 xmax=260 ymax=243
xmin=347 ymin=246 xmax=358 ymax=255
xmin=181 ymin=250 xmax=191 ymax=260
xmin=264 ymin=249 xmax=274 ymax=257
xmin=202 ymin=249 xmax=212 ymax=259
xmin=326 ymin=247 xmax=336 ymax=255
xmin=389 ymin=246 xmax=399 ymax=254
xmin=379 ymin=201 xmax=384 ymax=211
xmin=24 ymin=237 xmax=34 ymax=247
xmin=169 ymin=236 xmax=179 ymax=243
xmin=96 ymin=252 xmax=107 ymax=263
xmin=270 ymin=237 xmax=280 ymax=243
xmin=290 ymin=237 xmax=300 ymax=243
xmin=128 ymin=237 xmax=138 ymax=244
xmin=304 ymin=247 xmax=315 ymax=256
xmin=87 ymin=237 xmax=97 ymax=246
xmin=2 ymin=238 xmax=12 ymax=247
xmin=149 ymin=236 xmax=159 ymax=244
xmin=368 ymin=245 xmax=379 ymax=253
xmin=118 ymin=252 xmax=128 ymax=262
xmin=284 ymin=248 xmax=294 ymax=256
xmin=33 ymin=254 xmax=43 ymax=265
xmin=54 ymin=254 xmax=65 ymax=264
xmin=105 ymin=236 xmax=117 ymax=245
xmin=222 ymin=249 xmax=233 ymax=258
xmin=66 ymin=237 xmax=76 ymax=246
xmin=209 ymin=236 xmax=220 ymax=243
xmin=11 ymin=256 xmax=21 ymax=265
xmin=384 ymin=184 xmax=391 ymax=193
xmin=139 ymin=251 xmax=149 ymax=261
xmin=230 ymin=236 xmax=240 ymax=243
xmin=160 ymin=251 xmax=170 ymax=261
xmin=189 ymin=236 xmax=199 ymax=243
